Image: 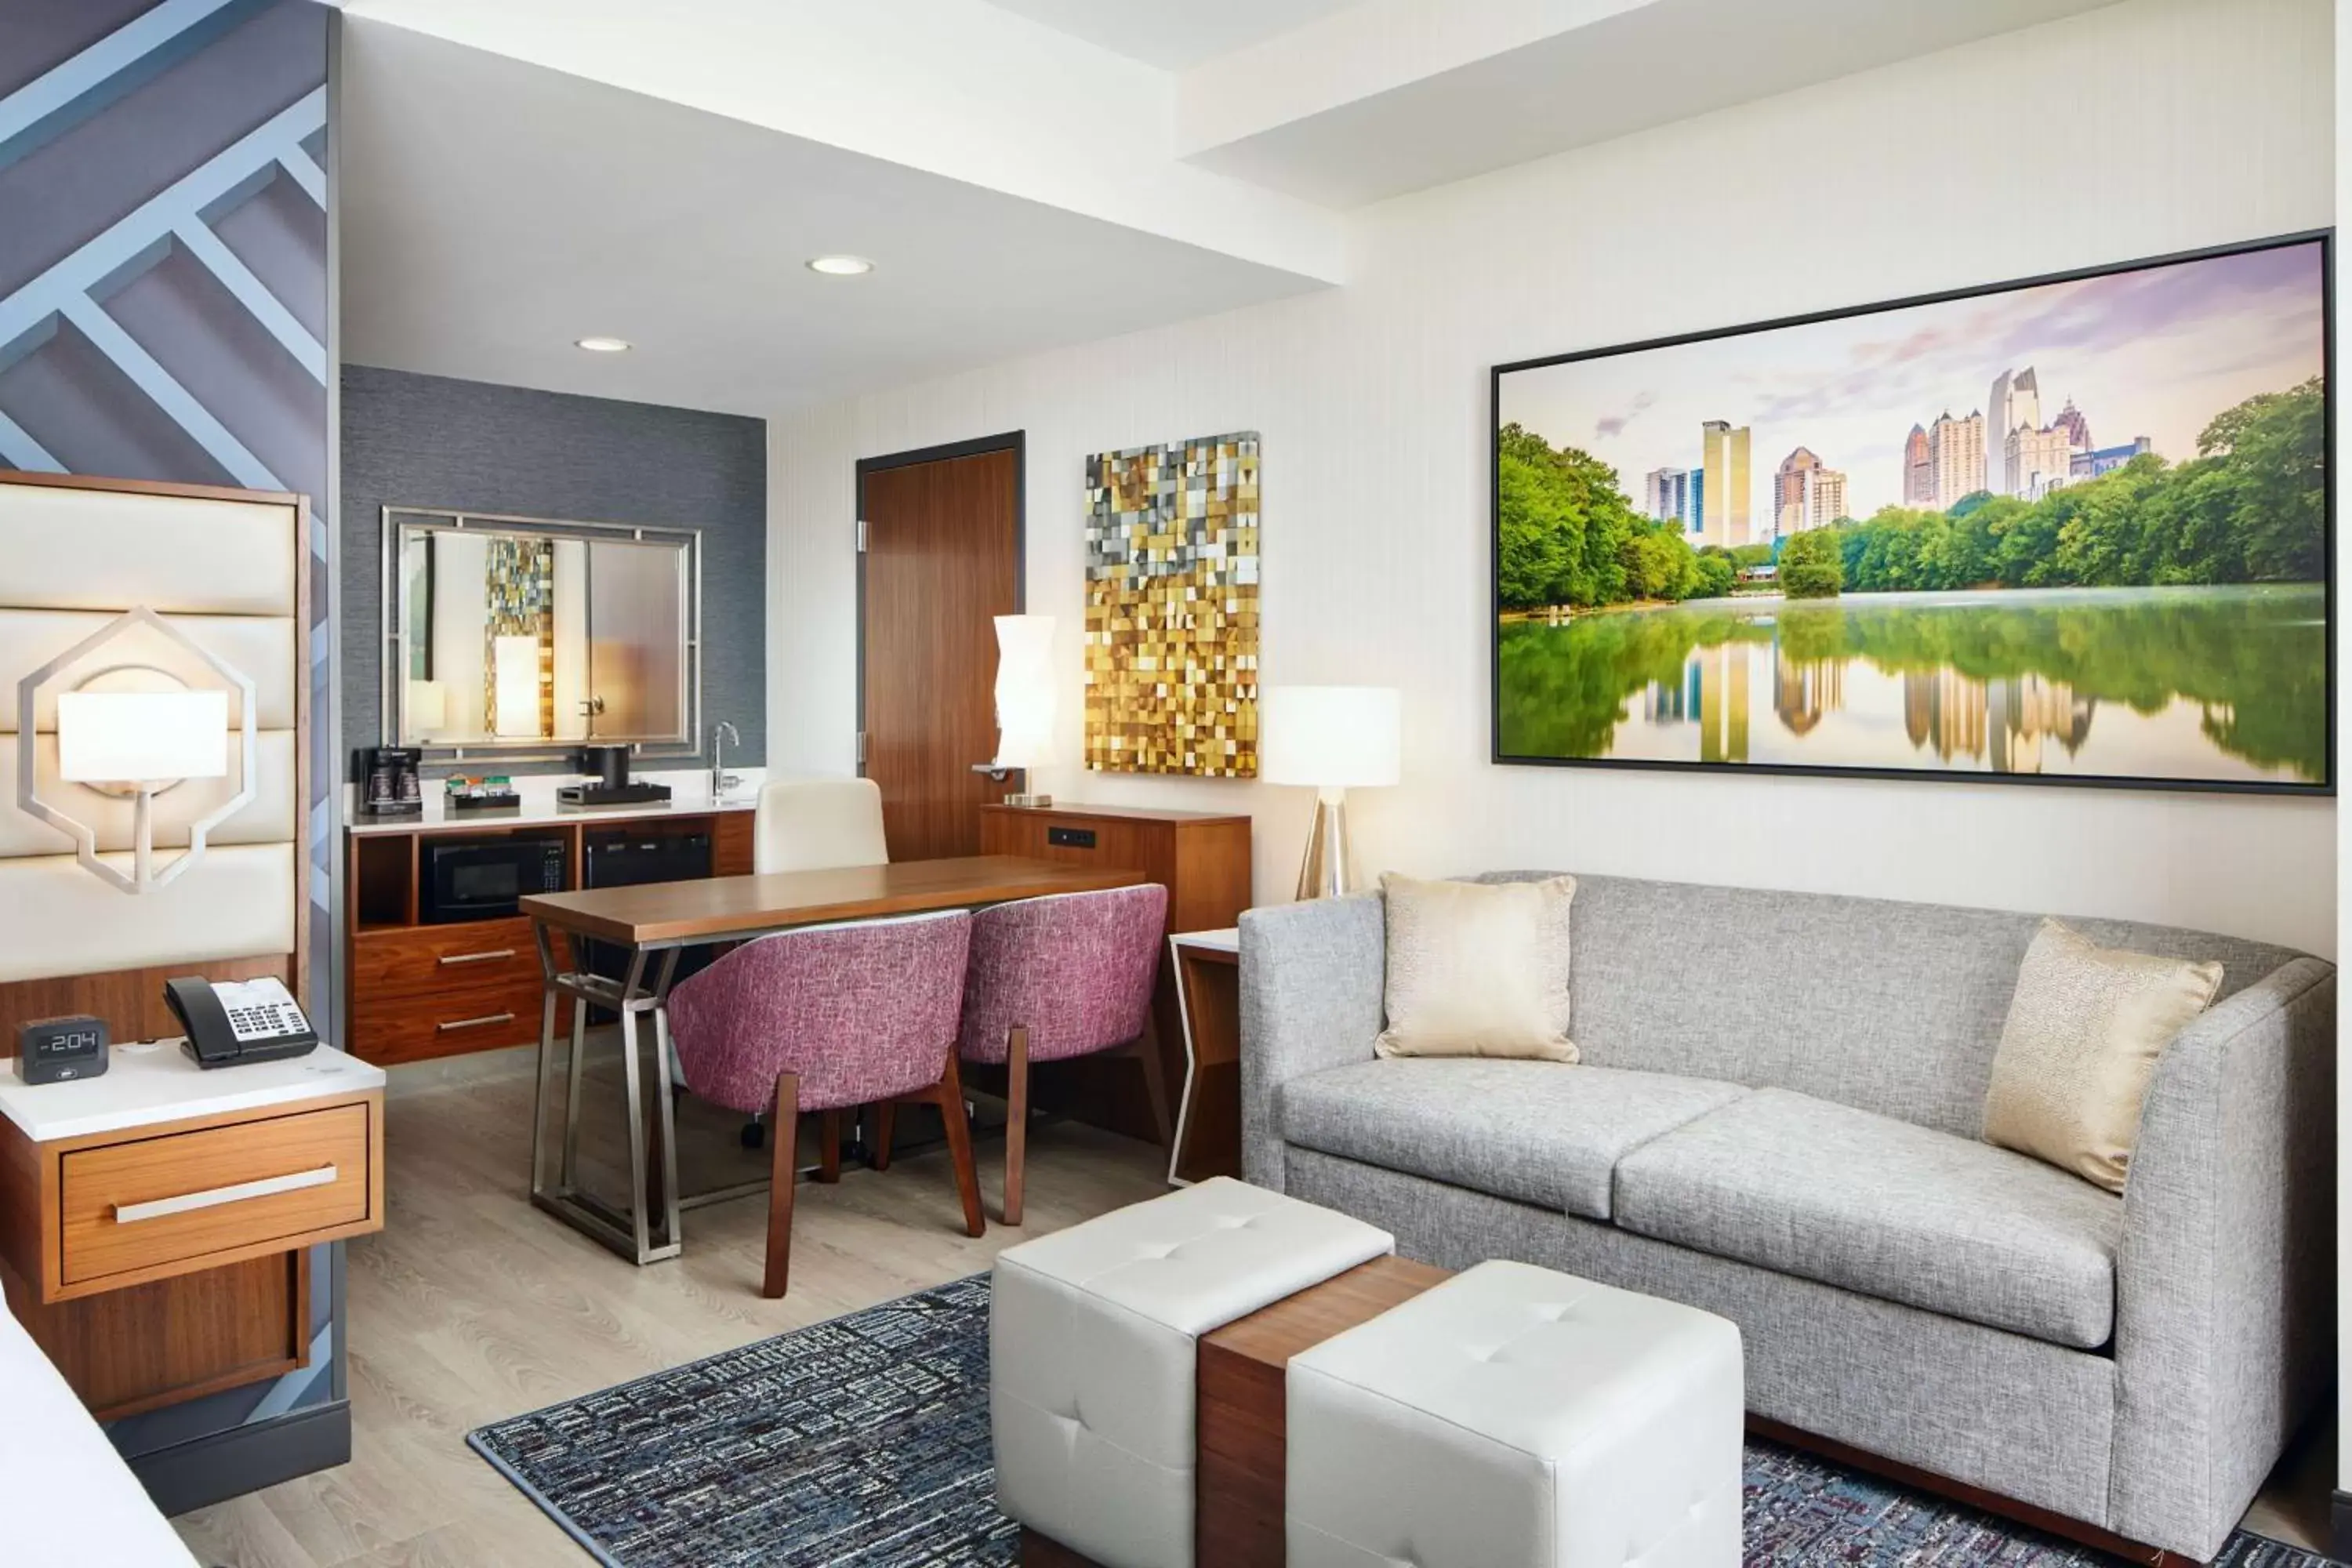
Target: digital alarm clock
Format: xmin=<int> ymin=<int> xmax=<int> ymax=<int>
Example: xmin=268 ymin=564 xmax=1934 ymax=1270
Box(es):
xmin=14 ymin=1015 xmax=109 ymax=1085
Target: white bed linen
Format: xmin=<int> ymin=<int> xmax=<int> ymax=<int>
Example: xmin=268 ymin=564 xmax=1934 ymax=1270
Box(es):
xmin=0 ymin=1304 xmax=198 ymax=1566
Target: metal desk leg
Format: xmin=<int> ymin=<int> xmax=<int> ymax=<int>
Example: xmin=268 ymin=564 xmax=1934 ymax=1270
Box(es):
xmin=614 ymin=948 xmax=656 ymax=1262
xmin=529 ymin=920 xmax=562 ymax=1195
xmin=649 ymin=949 xmax=684 ymax=1254
xmin=561 ymin=961 xmax=589 ymax=1190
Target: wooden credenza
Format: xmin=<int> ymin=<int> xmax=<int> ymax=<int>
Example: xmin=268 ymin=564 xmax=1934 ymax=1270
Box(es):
xmin=978 ymin=804 xmax=1251 ymax=1154
xmin=344 ymin=805 xmax=755 ymax=1065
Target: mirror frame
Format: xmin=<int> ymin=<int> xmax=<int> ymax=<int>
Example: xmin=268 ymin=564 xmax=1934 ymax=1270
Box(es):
xmin=379 ymin=506 xmax=702 ymax=762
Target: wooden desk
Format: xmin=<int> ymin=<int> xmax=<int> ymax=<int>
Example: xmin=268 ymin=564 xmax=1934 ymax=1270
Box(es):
xmin=521 ymin=856 xmax=1145 ymax=1265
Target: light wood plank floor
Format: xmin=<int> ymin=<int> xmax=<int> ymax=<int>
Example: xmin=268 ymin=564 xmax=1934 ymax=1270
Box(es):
xmin=172 ymin=1044 xmax=2335 ymax=1564
xmin=172 ymin=1044 xmax=1170 ymax=1567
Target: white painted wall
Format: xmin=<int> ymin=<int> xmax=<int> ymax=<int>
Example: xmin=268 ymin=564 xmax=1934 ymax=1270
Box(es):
xmin=770 ymin=0 xmax=2338 ymax=956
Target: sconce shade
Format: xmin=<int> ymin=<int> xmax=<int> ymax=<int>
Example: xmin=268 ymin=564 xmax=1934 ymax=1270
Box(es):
xmin=408 ymin=677 xmax=448 ymax=731
xmin=492 ymin=636 xmax=540 ymax=738
xmin=56 ymin=690 xmax=228 ymax=784
xmin=1261 ymin=686 xmax=1401 ymax=789
xmin=991 ymin=615 xmax=1057 ymax=769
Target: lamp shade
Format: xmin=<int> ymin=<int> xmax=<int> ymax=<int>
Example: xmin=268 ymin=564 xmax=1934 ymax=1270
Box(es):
xmin=991 ymin=614 xmax=1057 ymax=769
xmin=56 ymin=690 xmax=228 ymax=784
xmin=492 ymin=635 xmax=541 ymax=738
xmin=1260 ymin=685 xmax=1400 ymax=789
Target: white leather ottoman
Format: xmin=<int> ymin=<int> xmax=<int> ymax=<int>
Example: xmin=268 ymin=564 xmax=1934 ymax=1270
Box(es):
xmin=990 ymin=1176 xmax=1393 ymax=1568
xmin=1287 ymin=1259 xmax=1744 ymax=1568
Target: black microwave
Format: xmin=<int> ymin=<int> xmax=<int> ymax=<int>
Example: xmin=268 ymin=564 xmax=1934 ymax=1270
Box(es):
xmin=421 ymin=837 xmax=567 ymax=923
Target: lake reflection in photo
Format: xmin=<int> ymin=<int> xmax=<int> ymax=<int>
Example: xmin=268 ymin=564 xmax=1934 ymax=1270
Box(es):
xmin=1496 ymin=584 xmax=2325 ymax=784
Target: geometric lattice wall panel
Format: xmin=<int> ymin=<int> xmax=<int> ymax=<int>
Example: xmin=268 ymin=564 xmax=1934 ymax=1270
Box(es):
xmin=0 ymin=730 xmax=297 ymax=859
xmin=1083 ymin=430 xmax=1259 ymax=778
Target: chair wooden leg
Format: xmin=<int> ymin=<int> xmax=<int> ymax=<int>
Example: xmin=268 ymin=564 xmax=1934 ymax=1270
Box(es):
xmin=869 ymin=1102 xmax=895 ymax=1171
xmin=818 ymin=1109 xmax=842 ymax=1184
xmin=1004 ymin=1025 xmax=1030 ymax=1228
xmin=764 ymin=1073 xmax=800 ymax=1298
xmin=936 ymin=1057 xmax=985 ymax=1239
xmin=1131 ymin=1017 xmax=1174 ymax=1152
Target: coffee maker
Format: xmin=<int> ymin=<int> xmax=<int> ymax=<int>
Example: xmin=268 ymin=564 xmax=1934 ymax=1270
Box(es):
xmin=357 ymin=747 xmax=423 ymax=818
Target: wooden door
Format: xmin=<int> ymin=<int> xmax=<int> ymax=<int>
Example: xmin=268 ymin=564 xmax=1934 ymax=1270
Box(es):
xmin=859 ymin=437 xmax=1022 ymax=862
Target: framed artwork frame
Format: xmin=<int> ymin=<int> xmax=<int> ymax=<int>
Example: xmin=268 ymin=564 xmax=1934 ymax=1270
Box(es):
xmin=1489 ymin=230 xmax=2334 ymax=796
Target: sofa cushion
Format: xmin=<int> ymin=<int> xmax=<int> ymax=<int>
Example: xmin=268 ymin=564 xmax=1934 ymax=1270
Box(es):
xmin=1279 ymin=1059 xmax=1748 ymax=1221
xmin=1613 ymin=1087 xmax=2122 ymax=1348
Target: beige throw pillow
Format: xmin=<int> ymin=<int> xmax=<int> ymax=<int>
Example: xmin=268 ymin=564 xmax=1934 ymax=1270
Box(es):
xmin=1983 ymin=918 xmax=2222 ymax=1193
xmin=1376 ymin=873 xmax=1578 ymax=1062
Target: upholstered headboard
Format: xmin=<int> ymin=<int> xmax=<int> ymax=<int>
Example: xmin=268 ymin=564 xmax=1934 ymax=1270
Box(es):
xmin=0 ymin=473 xmax=307 ymax=1040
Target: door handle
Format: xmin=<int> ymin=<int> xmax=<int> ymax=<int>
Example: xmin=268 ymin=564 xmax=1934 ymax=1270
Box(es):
xmin=438 ymin=1011 xmax=517 ymax=1033
xmin=115 ymin=1165 xmax=339 ymax=1224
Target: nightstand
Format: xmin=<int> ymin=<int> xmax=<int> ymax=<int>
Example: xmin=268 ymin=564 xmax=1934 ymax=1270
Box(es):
xmin=1168 ymin=927 xmax=1241 ymax=1185
xmin=0 ymin=1040 xmax=385 ymax=1419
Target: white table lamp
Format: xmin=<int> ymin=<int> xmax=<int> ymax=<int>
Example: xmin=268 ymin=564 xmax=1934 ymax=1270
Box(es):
xmin=492 ymin=635 xmax=541 ymax=739
xmin=984 ymin=614 xmax=1056 ymax=808
xmin=56 ymin=689 xmax=230 ymax=891
xmin=1261 ymin=685 xmax=1401 ymax=900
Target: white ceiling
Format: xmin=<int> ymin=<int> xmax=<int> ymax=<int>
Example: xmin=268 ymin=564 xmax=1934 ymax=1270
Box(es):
xmin=336 ymin=20 xmax=1328 ymax=416
xmin=977 ymin=0 xmax=1366 ymax=69
xmin=1175 ymin=0 xmax=2130 ymax=207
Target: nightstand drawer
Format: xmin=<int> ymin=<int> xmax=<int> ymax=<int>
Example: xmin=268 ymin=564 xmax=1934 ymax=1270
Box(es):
xmin=59 ymin=1104 xmax=375 ymax=1287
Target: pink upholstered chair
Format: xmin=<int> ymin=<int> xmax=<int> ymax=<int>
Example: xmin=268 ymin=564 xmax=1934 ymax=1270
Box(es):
xmin=956 ymin=884 xmax=1171 ymax=1225
xmin=667 ymin=910 xmax=982 ymax=1297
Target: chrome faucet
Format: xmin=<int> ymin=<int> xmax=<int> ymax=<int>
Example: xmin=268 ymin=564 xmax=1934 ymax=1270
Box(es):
xmin=711 ymin=720 xmax=742 ymax=800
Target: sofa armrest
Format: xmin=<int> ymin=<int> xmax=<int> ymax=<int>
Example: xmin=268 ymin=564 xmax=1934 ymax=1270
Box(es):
xmin=1238 ymin=894 xmax=1385 ymax=1192
xmin=2108 ymin=956 xmax=2335 ymax=1557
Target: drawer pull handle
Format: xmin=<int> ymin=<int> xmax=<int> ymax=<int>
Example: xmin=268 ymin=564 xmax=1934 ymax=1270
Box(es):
xmin=438 ymin=1011 xmax=517 ymax=1033
xmin=115 ymin=1165 xmax=338 ymax=1225
xmin=438 ymin=949 xmax=517 ymax=966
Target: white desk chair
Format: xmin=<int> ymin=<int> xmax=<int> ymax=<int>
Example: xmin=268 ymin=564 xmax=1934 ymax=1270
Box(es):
xmin=753 ymin=776 xmax=889 ymax=873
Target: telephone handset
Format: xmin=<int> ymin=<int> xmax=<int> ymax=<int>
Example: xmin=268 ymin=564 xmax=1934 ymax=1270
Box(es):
xmin=162 ymin=976 xmax=319 ymax=1069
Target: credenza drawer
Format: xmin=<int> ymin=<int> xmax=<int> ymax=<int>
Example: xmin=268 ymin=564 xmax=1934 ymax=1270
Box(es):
xmin=351 ymin=918 xmax=551 ymax=998
xmin=60 ymin=1104 xmax=375 ymax=1287
xmin=350 ymin=975 xmax=550 ymax=1065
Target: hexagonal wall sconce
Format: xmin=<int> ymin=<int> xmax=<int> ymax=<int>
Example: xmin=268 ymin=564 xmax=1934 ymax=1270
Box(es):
xmin=16 ymin=606 xmax=257 ymax=895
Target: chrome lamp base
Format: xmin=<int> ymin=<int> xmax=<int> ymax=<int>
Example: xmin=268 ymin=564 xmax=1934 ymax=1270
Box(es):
xmin=1294 ymin=787 xmax=1359 ymax=901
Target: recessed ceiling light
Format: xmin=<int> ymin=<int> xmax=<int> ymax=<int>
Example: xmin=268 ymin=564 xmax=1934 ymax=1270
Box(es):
xmin=575 ymin=336 xmax=632 ymax=353
xmin=806 ymin=255 xmax=874 ymax=277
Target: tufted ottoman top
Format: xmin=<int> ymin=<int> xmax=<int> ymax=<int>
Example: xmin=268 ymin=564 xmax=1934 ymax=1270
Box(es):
xmin=994 ymin=1174 xmax=1395 ymax=1337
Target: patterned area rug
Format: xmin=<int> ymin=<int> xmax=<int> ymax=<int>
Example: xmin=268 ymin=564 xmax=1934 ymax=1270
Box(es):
xmin=470 ymin=1275 xmax=2333 ymax=1568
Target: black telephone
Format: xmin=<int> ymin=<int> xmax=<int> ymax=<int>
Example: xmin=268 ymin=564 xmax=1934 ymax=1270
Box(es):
xmin=162 ymin=976 xmax=319 ymax=1069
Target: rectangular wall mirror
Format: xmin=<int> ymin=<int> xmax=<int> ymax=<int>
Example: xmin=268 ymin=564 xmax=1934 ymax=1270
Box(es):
xmin=382 ymin=507 xmax=700 ymax=757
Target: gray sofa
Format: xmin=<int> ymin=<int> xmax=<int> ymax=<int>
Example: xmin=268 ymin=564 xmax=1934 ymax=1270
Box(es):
xmin=1239 ymin=873 xmax=2334 ymax=1562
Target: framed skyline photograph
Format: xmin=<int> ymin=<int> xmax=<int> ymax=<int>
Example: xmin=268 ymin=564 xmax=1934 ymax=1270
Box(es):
xmin=1490 ymin=232 xmax=2333 ymax=794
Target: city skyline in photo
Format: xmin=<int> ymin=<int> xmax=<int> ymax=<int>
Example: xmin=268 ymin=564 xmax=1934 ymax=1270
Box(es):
xmin=1501 ymin=241 xmax=2328 ymax=540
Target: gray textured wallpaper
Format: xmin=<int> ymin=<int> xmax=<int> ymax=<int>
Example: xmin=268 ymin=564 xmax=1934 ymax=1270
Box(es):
xmin=340 ymin=365 xmax=767 ymax=770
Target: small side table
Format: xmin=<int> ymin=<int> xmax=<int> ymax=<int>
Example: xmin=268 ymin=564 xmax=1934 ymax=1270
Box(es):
xmin=1167 ymin=927 xmax=1241 ymax=1185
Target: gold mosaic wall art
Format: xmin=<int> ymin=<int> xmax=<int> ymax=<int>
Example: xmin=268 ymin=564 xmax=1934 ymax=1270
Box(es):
xmin=1084 ymin=431 xmax=1259 ymax=777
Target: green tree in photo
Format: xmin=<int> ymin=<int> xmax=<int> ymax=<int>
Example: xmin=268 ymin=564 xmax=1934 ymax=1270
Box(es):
xmin=1496 ymin=423 xmax=1712 ymax=611
xmin=1779 ymin=528 xmax=1843 ymax=597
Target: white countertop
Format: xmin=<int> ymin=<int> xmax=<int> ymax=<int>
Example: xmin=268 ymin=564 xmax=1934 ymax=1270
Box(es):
xmin=348 ymin=767 xmax=764 ymax=836
xmin=1174 ymin=927 xmax=1240 ymax=953
xmin=0 ymin=1039 xmax=386 ymax=1142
